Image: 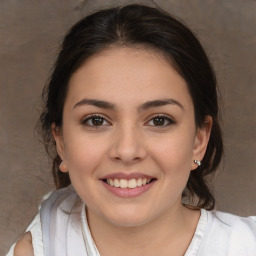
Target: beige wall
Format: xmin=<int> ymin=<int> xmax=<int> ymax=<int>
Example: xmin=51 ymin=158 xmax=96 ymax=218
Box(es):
xmin=1 ymin=0 xmax=255 ymax=254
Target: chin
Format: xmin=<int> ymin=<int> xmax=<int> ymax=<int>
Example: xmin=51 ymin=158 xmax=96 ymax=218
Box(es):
xmin=102 ymin=207 xmax=155 ymax=228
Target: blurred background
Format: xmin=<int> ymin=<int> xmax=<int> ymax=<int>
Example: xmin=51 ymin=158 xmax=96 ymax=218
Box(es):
xmin=0 ymin=0 xmax=255 ymax=254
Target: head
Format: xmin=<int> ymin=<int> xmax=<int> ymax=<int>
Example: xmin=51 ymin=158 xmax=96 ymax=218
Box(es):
xmin=38 ymin=4 xmax=223 ymax=212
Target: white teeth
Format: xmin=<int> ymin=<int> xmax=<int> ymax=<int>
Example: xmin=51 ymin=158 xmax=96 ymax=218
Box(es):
xmin=137 ymin=178 xmax=142 ymax=186
xmin=106 ymin=178 xmax=152 ymax=188
xmin=109 ymin=179 xmax=114 ymax=186
xmin=120 ymin=179 xmax=128 ymax=188
xmin=114 ymin=179 xmax=120 ymax=187
xmin=128 ymin=179 xmax=137 ymax=188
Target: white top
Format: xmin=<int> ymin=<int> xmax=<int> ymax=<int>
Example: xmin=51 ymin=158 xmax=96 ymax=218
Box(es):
xmin=6 ymin=186 xmax=256 ymax=256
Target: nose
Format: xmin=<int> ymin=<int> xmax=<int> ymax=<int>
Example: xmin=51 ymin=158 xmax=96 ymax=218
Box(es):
xmin=108 ymin=124 xmax=147 ymax=165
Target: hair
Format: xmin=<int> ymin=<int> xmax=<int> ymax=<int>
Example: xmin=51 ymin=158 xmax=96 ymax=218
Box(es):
xmin=38 ymin=4 xmax=223 ymax=210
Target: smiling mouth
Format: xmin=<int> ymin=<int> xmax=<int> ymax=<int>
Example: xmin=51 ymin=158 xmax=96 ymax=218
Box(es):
xmin=102 ymin=178 xmax=155 ymax=189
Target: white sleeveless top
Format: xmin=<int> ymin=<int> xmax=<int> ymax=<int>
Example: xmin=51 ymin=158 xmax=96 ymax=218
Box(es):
xmin=6 ymin=186 xmax=256 ymax=256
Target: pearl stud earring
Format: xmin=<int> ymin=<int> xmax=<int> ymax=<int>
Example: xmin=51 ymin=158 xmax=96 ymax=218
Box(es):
xmin=193 ymin=160 xmax=201 ymax=166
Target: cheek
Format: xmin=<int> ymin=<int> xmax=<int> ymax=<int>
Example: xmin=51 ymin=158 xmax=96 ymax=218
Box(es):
xmin=149 ymin=131 xmax=195 ymax=174
xmin=151 ymin=136 xmax=195 ymax=200
xmin=63 ymin=132 xmax=107 ymax=177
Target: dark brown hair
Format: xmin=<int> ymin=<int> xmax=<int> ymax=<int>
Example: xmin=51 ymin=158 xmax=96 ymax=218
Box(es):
xmin=38 ymin=4 xmax=223 ymax=210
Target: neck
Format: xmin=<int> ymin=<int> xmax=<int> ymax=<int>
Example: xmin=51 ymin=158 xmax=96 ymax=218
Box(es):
xmin=86 ymin=203 xmax=200 ymax=256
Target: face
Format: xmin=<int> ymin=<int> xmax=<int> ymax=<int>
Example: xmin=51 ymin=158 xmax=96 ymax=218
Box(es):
xmin=53 ymin=47 xmax=211 ymax=227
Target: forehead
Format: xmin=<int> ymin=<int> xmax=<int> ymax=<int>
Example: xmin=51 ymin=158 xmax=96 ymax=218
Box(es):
xmin=66 ymin=47 xmax=193 ymax=110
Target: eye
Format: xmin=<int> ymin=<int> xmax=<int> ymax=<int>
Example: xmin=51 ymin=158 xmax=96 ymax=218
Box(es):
xmin=147 ymin=115 xmax=175 ymax=127
xmin=82 ymin=114 xmax=110 ymax=127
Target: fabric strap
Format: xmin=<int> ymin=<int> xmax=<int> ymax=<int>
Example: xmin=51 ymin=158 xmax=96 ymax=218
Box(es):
xmin=40 ymin=187 xmax=88 ymax=256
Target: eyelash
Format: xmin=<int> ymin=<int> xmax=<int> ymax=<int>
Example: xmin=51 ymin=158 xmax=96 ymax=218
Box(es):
xmin=81 ymin=114 xmax=175 ymax=128
xmin=146 ymin=114 xmax=176 ymax=127
xmin=81 ymin=114 xmax=110 ymax=127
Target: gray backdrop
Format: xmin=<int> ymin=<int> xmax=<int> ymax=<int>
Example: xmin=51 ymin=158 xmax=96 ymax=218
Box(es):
xmin=1 ymin=0 xmax=255 ymax=254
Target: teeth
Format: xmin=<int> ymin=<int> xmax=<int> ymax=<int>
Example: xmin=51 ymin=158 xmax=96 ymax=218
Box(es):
xmin=109 ymin=179 xmax=114 ymax=186
xmin=137 ymin=178 xmax=142 ymax=186
xmin=114 ymin=179 xmax=120 ymax=187
xmin=128 ymin=179 xmax=137 ymax=188
xmin=107 ymin=178 xmax=152 ymax=188
xmin=120 ymin=179 xmax=128 ymax=188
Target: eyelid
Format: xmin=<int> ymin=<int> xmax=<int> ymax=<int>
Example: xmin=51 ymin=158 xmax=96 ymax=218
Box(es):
xmin=81 ymin=113 xmax=111 ymax=126
xmin=145 ymin=114 xmax=176 ymax=126
xmin=80 ymin=113 xmax=175 ymax=127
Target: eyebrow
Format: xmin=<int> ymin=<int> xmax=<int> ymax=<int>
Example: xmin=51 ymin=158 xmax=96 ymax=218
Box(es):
xmin=73 ymin=98 xmax=184 ymax=111
xmin=73 ymin=99 xmax=115 ymax=110
xmin=138 ymin=99 xmax=184 ymax=111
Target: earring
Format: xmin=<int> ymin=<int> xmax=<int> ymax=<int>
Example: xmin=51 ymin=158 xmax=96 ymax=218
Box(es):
xmin=59 ymin=161 xmax=68 ymax=172
xmin=193 ymin=160 xmax=201 ymax=166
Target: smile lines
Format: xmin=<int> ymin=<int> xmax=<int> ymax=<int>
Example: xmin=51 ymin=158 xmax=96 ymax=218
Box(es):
xmin=105 ymin=178 xmax=152 ymax=189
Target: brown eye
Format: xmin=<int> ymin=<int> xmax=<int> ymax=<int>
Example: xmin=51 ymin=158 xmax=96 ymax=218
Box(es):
xmin=153 ymin=117 xmax=165 ymax=126
xmin=82 ymin=115 xmax=109 ymax=127
xmin=147 ymin=115 xmax=175 ymax=127
xmin=91 ymin=116 xmax=104 ymax=126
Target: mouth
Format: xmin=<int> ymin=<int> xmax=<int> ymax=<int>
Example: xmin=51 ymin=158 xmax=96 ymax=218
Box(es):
xmin=100 ymin=173 xmax=157 ymax=197
xmin=102 ymin=178 xmax=155 ymax=189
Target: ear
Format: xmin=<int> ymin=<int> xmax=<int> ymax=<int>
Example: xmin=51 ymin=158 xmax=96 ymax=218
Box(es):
xmin=51 ymin=123 xmax=68 ymax=172
xmin=191 ymin=116 xmax=212 ymax=170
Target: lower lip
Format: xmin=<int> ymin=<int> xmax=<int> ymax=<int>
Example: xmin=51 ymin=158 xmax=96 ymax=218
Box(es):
xmin=101 ymin=180 xmax=156 ymax=198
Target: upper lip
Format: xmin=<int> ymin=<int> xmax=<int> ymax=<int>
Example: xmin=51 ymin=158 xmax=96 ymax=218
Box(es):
xmin=100 ymin=172 xmax=156 ymax=180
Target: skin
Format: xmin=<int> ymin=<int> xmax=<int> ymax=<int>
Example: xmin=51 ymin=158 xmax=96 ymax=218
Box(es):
xmin=15 ymin=47 xmax=212 ymax=255
xmin=14 ymin=232 xmax=33 ymax=256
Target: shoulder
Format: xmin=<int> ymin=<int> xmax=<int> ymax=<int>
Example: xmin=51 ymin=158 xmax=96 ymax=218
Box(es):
xmin=14 ymin=232 xmax=34 ymax=256
xmin=208 ymin=210 xmax=256 ymax=252
xmin=211 ymin=211 xmax=256 ymax=233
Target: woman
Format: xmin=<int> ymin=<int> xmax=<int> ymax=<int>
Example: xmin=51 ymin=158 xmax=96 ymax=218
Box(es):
xmin=8 ymin=4 xmax=256 ymax=256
